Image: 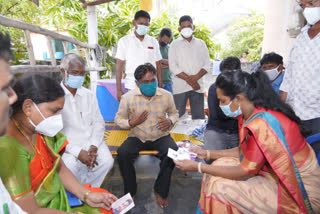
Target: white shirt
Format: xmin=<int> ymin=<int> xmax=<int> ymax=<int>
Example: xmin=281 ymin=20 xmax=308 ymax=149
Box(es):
xmin=115 ymin=31 xmax=162 ymax=90
xmin=168 ymin=36 xmax=211 ymax=94
xmin=0 ymin=178 xmax=26 ymax=214
xmin=60 ymin=83 xmax=106 ymax=157
xmin=280 ymin=25 xmax=320 ymax=120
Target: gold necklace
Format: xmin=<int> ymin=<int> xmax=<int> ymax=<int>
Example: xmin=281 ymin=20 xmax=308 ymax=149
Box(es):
xmin=11 ymin=118 xmax=50 ymax=170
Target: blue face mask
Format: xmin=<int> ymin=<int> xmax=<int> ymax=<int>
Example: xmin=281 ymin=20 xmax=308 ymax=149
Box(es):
xmin=138 ymin=80 xmax=157 ymax=96
xmin=136 ymin=24 xmax=149 ymax=36
xmin=220 ymin=100 xmax=242 ymax=118
xmin=65 ymin=73 xmax=85 ymax=89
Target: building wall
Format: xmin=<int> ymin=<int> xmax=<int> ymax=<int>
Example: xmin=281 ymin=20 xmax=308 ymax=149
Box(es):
xmin=261 ymin=0 xmax=305 ymax=64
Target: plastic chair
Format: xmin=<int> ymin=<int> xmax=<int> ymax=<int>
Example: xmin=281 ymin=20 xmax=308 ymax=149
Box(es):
xmin=306 ymin=133 xmax=320 ymax=165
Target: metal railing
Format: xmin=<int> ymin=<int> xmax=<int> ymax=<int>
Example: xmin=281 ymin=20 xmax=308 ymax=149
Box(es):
xmin=0 ymin=15 xmax=109 ymax=74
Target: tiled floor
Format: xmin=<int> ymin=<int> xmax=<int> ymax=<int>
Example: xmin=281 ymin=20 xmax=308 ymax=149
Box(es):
xmin=102 ymin=155 xmax=203 ymax=214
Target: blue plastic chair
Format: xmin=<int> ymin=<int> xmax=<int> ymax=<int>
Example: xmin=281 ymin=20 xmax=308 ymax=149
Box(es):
xmin=306 ymin=133 xmax=320 ymax=165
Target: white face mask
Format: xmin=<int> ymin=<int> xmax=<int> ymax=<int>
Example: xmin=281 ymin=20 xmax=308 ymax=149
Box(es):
xmin=136 ymin=24 xmax=149 ymax=36
xmin=264 ymin=65 xmax=280 ymax=81
xmin=181 ymin=27 xmax=193 ymax=38
xmin=28 ymin=102 xmax=63 ymax=137
xmin=303 ymin=7 xmax=320 ymax=25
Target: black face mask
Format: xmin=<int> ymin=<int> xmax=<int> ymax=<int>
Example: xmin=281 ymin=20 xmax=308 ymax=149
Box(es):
xmin=159 ymin=41 xmax=167 ymax=47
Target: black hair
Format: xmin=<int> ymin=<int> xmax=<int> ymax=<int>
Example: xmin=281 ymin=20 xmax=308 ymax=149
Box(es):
xmin=160 ymin=28 xmax=172 ymax=38
xmin=134 ymin=10 xmax=151 ymax=21
xmin=216 ymin=70 xmax=310 ymax=137
xmin=260 ymin=52 xmax=283 ymax=66
xmin=0 ymin=31 xmax=12 ymax=61
xmin=12 ymin=74 xmax=65 ymax=114
xmin=134 ymin=63 xmax=156 ymax=81
xmin=179 ymin=15 xmax=193 ymax=26
xmin=243 ymin=51 xmax=248 ymax=55
xmin=220 ymin=56 xmax=241 ymax=71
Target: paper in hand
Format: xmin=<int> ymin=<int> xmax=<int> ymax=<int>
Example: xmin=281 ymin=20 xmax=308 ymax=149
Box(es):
xmin=111 ymin=193 xmax=135 ymax=214
xmin=167 ymin=148 xmax=178 ymax=160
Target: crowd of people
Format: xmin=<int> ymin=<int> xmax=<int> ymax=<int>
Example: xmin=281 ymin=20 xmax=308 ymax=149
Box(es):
xmin=0 ymin=0 xmax=320 ymax=213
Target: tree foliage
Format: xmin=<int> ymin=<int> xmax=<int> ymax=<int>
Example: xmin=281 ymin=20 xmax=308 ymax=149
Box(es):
xmin=0 ymin=0 xmax=40 ymax=62
xmin=220 ymin=11 xmax=265 ymax=62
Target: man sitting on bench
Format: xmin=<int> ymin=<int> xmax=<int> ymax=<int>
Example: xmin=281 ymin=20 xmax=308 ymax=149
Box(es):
xmin=115 ymin=63 xmax=179 ymax=209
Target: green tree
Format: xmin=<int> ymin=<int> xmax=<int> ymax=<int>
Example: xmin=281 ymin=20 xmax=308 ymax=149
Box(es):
xmin=220 ymin=11 xmax=265 ymax=62
xmin=0 ymin=0 xmax=41 ymax=63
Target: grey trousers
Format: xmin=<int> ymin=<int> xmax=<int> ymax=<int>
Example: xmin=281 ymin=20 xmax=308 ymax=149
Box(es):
xmin=204 ymin=129 xmax=239 ymax=150
xmin=173 ymin=91 xmax=204 ymax=119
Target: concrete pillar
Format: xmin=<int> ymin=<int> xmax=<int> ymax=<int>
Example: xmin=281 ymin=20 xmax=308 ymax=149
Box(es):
xmin=87 ymin=5 xmax=99 ymax=93
xmin=261 ymin=0 xmax=302 ymax=64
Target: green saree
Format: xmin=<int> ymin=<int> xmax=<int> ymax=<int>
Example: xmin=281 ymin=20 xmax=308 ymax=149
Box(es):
xmin=0 ymin=133 xmax=106 ymax=213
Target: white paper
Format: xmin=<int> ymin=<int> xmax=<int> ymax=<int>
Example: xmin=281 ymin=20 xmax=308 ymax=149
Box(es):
xmin=167 ymin=148 xmax=178 ymax=160
xmin=167 ymin=147 xmax=197 ymax=161
xmin=111 ymin=193 xmax=135 ymax=214
xmin=171 ymin=119 xmax=206 ymax=135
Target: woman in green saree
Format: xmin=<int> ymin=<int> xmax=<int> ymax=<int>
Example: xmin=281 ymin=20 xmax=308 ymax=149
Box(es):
xmin=0 ymin=74 xmax=117 ymax=214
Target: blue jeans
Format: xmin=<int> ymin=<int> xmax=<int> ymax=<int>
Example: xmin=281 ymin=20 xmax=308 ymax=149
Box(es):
xmin=162 ymin=82 xmax=173 ymax=93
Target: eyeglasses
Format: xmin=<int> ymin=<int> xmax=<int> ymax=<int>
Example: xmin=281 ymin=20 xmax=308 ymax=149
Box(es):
xmin=298 ymin=0 xmax=320 ymax=9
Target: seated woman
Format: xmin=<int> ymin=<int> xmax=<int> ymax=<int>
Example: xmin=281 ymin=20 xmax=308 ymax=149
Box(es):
xmin=0 ymin=74 xmax=117 ymax=214
xmin=175 ymin=70 xmax=320 ymax=214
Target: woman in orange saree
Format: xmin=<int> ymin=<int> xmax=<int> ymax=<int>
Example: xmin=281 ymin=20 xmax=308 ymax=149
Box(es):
xmin=175 ymin=70 xmax=320 ymax=214
xmin=0 ymin=74 xmax=117 ymax=213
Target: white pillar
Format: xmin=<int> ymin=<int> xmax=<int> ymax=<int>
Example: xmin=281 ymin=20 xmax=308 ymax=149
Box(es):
xmin=261 ymin=0 xmax=303 ymax=64
xmin=87 ymin=5 xmax=99 ymax=93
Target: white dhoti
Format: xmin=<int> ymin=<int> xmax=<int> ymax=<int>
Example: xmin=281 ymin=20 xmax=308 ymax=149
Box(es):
xmin=62 ymin=142 xmax=114 ymax=187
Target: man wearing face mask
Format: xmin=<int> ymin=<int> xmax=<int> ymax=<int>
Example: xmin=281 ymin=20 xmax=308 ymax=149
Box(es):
xmin=260 ymin=52 xmax=284 ymax=95
xmin=0 ymin=31 xmax=27 ymax=214
xmin=158 ymin=28 xmax=173 ymax=93
xmin=280 ymin=0 xmax=320 ymax=137
xmin=115 ymin=10 xmax=163 ymax=101
xmin=115 ymin=63 xmax=178 ymax=209
xmin=59 ymin=53 xmax=114 ymax=187
xmin=168 ymin=15 xmax=211 ymax=119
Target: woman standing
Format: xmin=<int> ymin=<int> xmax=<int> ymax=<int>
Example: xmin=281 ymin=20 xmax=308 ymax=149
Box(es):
xmin=175 ymin=70 xmax=320 ymax=214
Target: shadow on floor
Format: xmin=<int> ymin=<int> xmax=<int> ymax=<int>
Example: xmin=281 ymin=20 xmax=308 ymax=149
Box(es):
xmin=102 ymin=155 xmax=203 ymax=214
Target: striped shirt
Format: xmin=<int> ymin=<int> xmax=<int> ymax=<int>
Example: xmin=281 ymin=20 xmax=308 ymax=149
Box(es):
xmin=115 ymin=88 xmax=179 ymax=142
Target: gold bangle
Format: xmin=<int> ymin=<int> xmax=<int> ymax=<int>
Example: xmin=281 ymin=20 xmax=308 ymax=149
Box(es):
xmin=83 ymin=191 xmax=91 ymax=203
xmin=206 ymin=150 xmax=210 ymax=160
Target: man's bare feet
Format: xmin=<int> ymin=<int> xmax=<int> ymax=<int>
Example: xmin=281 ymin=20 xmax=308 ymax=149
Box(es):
xmin=153 ymin=190 xmax=168 ymax=208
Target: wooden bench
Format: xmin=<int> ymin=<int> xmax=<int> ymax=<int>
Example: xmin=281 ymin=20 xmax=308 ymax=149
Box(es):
xmin=104 ymin=121 xmax=203 ymax=156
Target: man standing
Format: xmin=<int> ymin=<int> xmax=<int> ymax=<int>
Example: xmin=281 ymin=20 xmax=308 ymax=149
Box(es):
xmin=116 ymin=10 xmax=162 ymax=100
xmin=0 ymin=31 xmax=26 ymax=214
xmin=60 ymin=53 xmax=114 ymax=187
xmin=169 ymin=15 xmax=210 ymax=119
xmin=159 ymin=28 xmax=173 ymax=93
xmin=260 ymin=52 xmax=285 ymax=95
xmin=115 ymin=63 xmax=178 ymax=208
xmin=280 ymin=0 xmax=320 ymax=136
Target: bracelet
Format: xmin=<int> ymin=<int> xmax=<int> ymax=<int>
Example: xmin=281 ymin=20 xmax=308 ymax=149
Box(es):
xmin=198 ymin=162 xmax=202 ymax=174
xmin=206 ymin=150 xmax=210 ymax=160
xmin=83 ymin=191 xmax=91 ymax=203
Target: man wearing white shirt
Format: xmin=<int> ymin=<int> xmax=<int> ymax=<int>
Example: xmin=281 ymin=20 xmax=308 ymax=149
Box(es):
xmin=280 ymin=0 xmax=320 ymax=136
xmin=168 ymin=15 xmax=211 ymax=119
xmin=116 ymin=10 xmax=163 ymax=101
xmin=0 ymin=31 xmax=26 ymax=214
xmin=60 ymin=53 xmax=114 ymax=187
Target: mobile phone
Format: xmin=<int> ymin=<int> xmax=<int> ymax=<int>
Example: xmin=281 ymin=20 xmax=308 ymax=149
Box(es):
xmin=66 ymin=191 xmax=84 ymax=207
